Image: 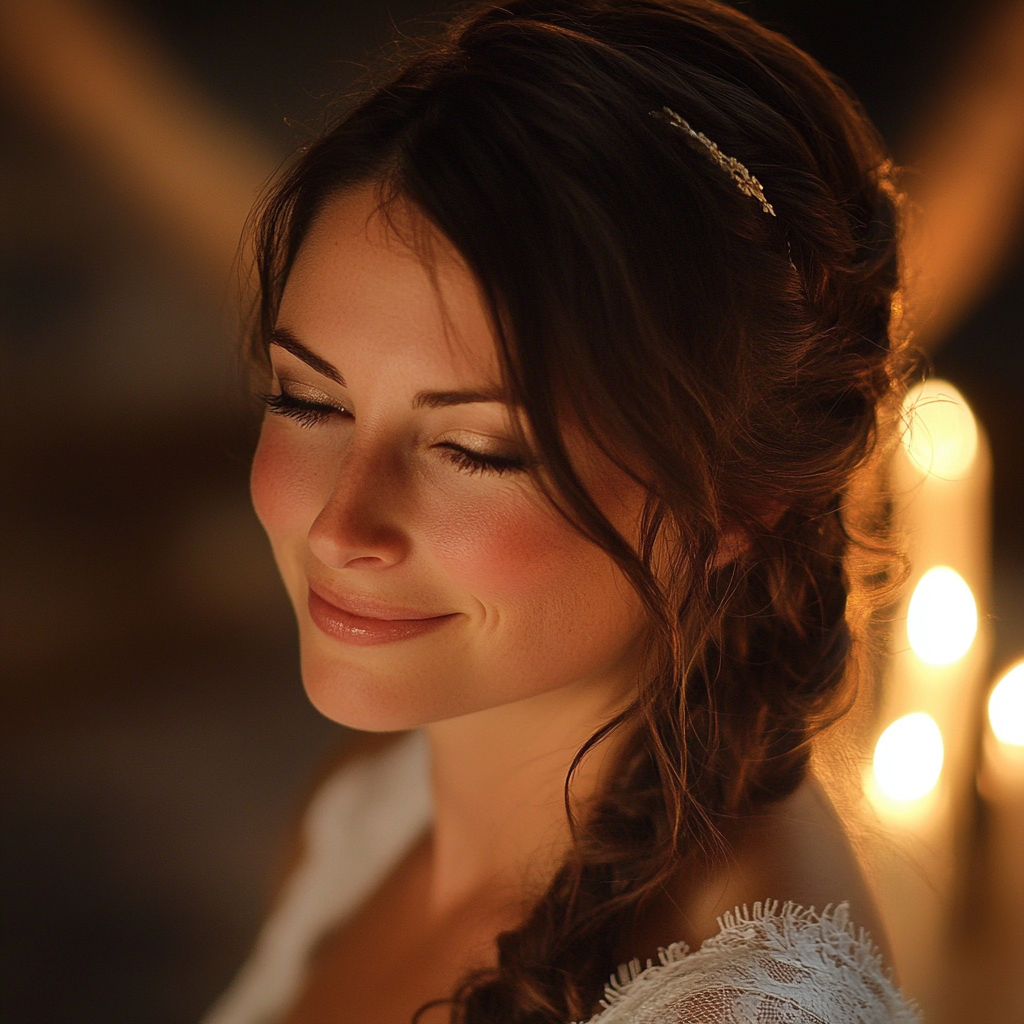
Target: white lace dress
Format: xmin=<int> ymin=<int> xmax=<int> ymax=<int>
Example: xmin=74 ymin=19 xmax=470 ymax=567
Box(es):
xmin=202 ymin=732 xmax=921 ymax=1024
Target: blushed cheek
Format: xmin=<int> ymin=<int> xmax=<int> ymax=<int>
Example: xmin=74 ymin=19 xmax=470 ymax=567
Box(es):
xmin=250 ymin=419 xmax=332 ymax=559
xmin=252 ymin=422 xmax=294 ymax=536
xmin=425 ymin=488 xmax=599 ymax=607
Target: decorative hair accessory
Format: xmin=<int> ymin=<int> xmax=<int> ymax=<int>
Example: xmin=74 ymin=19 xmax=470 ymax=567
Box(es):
xmin=651 ymin=107 xmax=776 ymax=217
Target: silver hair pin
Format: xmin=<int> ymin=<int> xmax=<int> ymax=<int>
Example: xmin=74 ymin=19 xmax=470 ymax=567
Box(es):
xmin=652 ymin=107 xmax=775 ymax=217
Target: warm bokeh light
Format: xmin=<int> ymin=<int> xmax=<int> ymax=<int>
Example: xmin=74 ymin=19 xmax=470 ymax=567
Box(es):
xmin=988 ymin=661 xmax=1024 ymax=747
xmin=873 ymin=712 xmax=945 ymax=802
xmin=901 ymin=380 xmax=979 ymax=479
xmin=907 ymin=565 xmax=978 ymax=665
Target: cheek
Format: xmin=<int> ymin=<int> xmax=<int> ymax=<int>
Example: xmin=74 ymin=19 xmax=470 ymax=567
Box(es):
xmin=250 ymin=417 xmax=332 ymax=556
xmin=425 ymin=485 xmax=635 ymax=629
xmin=426 ymin=488 xmax=567 ymax=591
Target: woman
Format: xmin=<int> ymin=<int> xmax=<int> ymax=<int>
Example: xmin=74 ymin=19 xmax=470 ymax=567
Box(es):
xmin=206 ymin=2 xmax=917 ymax=1021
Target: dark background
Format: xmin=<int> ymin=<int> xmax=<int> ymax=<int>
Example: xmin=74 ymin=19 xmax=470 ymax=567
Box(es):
xmin=1 ymin=2 xmax=1021 ymax=1022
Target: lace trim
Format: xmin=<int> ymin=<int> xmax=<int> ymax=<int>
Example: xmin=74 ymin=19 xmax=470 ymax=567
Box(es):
xmin=578 ymin=900 xmax=921 ymax=1024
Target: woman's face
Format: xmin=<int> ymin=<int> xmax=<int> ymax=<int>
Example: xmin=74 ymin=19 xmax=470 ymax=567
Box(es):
xmin=251 ymin=187 xmax=647 ymax=731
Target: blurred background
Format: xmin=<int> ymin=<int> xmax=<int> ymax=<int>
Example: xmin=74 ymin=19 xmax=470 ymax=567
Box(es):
xmin=0 ymin=1 xmax=1021 ymax=1022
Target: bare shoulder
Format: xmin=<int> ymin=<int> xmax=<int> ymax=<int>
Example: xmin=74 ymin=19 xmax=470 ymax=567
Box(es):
xmin=649 ymin=777 xmax=893 ymax=967
xmin=603 ymin=781 xmax=915 ymax=1023
xmin=590 ymin=899 xmax=919 ymax=1024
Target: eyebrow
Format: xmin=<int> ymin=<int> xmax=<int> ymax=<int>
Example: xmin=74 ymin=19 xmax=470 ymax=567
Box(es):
xmin=270 ymin=325 xmax=509 ymax=409
xmin=412 ymin=387 xmax=507 ymax=409
xmin=270 ymin=327 xmax=346 ymax=385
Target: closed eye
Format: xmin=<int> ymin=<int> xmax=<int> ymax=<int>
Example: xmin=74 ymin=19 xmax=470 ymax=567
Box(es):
xmin=436 ymin=443 xmax=529 ymax=476
xmin=261 ymin=390 xmax=349 ymax=428
xmin=263 ymin=389 xmax=527 ymax=474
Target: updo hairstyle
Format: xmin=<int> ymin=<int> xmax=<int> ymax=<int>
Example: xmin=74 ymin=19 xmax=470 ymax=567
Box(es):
xmin=250 ymin=2 xmax=905 ymax=1020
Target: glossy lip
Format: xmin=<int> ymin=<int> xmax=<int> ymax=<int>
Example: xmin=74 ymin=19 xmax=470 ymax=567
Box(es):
xmin=307 ymin=585 xmax=458 ymax=646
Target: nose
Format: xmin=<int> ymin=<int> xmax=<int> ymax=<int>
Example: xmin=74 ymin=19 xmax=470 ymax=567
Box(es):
xmin=307 ymin=437 xmax=411 ymax=571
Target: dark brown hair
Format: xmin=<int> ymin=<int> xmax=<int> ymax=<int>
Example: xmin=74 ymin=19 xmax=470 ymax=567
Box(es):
xmin=249 ymin=1 xmax=904 ymax=1019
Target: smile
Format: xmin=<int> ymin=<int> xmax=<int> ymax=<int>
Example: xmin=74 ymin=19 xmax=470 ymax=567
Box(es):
xmin=307 ymin=587 xmax=458 ymax=646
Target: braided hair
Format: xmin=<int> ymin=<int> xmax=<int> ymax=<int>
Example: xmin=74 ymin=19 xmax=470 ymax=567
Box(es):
xmin=250 ymin=2 xmax=905 ymax=1019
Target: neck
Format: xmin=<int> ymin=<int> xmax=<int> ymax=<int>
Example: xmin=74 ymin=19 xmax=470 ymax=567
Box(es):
xmin=423 ymin=674 xmax=632 ymax=919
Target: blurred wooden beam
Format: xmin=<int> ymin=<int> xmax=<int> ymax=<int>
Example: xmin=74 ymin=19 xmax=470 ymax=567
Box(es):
xmin=0 ymin=0 xmax=276 ymax=282
xmin=1 ymin=0 xmax=1022 ymax=344
xmin=902 ymin=0 xmax=1024 ymax=352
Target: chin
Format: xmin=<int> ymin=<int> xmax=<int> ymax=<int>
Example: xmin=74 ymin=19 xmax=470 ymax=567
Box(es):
xmin=298 ymin=641 xmax=471 ymax=732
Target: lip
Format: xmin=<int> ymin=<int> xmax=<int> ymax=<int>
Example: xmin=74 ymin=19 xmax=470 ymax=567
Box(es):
xmin=307 ymin=586 xmax=458 ymax=646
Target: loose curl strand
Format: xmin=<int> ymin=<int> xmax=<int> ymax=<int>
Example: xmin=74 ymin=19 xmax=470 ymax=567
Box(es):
xmin=247 ymin=2 xmax=907 ymax=1020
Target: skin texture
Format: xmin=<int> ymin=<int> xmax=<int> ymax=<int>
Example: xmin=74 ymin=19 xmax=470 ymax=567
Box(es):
xmin=252 ymin=184 xmax=646 ymax=921
xmin=251 ymin=187 xmax=648 ymax=736
xmin=254 ymin=187 xmax=891 ymax=1024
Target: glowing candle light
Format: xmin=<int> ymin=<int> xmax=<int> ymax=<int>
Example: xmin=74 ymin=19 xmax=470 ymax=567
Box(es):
xmin=906 ymin=565 xmax=978 ymax=665
xmin=902 ymin=381 xmax=978 ymax=480
xmin=873 ymin=712 xmax=945 ymax=802
xmin=980 ymin=660 xmax=1024 ymax=802
xmin=988 ymin=661 xmax=1024 ymax=747
xmin=858 ymin=381 xmax=990 ymax=1014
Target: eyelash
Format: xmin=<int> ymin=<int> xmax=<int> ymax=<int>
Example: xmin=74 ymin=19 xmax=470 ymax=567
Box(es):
xmin=262 ymin=390 xmax=344 ymax=428
xmin=436 ymin=444 xmax=527 ymax=476
xmin=262 ymin=391 xmax=528 ymax=476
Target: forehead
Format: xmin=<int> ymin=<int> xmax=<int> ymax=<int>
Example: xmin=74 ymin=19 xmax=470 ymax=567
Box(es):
xmin=278 ymin=187 xmax=500 ymax=384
